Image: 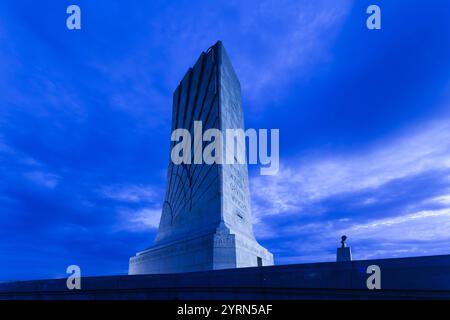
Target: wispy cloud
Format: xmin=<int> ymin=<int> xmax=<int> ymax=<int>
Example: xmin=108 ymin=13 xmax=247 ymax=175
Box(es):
xmin=432 ymin=194 xmax=450 ymax=205
xmin=100 ymin=184 xmax=159 ymax=203
xmin=267 ymin=205 xmax=450 ymax=263
xmin=24 ymin=171 xmax=60 ymax=189
xmin=251 ymin=119 xmax=450 ymax=218
xmin=99 ymin=184 xmax=163 ymax=232
xmin=251 ymin=117 xmax=450 ymax=262
xmin=89 ymin=0 xmax=353 ymax=113
xmin=117 ymin=207 xmax=161 ymax=232
xmin=230 ymin=0 xmax=353 ymax=104
xmin=345 ymin=208 xmax=450 ymax=242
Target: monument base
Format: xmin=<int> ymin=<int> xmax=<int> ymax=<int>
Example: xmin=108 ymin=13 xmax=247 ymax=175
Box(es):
xmin=336 ymin=247 xmax=352 ymax=262
xmin=129 ymin=227 xmax=273 ymax=275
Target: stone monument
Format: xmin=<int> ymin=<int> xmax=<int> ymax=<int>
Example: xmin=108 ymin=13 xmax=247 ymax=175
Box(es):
xmin=129 ymin=41 xmax=274 ymax=274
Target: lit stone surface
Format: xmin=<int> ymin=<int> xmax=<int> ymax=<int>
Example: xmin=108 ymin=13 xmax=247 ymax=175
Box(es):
xmin=129 ymin=41 xmax=273 ymax=275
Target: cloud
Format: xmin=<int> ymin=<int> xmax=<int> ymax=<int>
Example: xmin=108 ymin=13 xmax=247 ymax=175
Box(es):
xmin=431 ymin=194 xmax=450 ymax=205
xmin=344 ymin=208 xmax=450 ymax=242
xmin=118 ymin=208 xmax=161 ymax=232
xmin=97 ymin=184 xmax=164 ymax=232
xmin=251 ymin=119 xmax=450 ymax=218
xmin=88 ymin=0 xmax=353 ymax=114
xmin=24 ymin=171 xmax=59 ymax=189
xmin=250 ymin=117 xmax=450 ymax=263
xmin=229 ymin=0 xmax=353 ymax=104
xmin=100 ymin=184 xmax=159 ymax=203
xmin=100 ymin=184 xmax=163 ymax=232
xmin=255 ymin=198 xmax=450 ymax=263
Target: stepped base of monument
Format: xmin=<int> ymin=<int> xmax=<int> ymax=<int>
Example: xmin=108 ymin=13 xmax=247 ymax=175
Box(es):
xmin=1 ymin=254 xmax=450 ymax=300
xmin=129 ymin=227 xmax=273 ymax=275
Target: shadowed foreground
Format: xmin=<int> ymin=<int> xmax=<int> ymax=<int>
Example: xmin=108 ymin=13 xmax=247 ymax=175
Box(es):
xmin=1 ymin=255 xmax=450 ymax=300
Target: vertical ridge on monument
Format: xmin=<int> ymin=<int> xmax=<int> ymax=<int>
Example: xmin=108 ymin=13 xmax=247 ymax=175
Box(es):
xmin=129 ymin=41 xmax=274 ymax=275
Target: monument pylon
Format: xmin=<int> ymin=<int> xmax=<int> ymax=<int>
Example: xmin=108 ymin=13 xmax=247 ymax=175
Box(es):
xmin=129 ymin=41 xmax=274 ymax=274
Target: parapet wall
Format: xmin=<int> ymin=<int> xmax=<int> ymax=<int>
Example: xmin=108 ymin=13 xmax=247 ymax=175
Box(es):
xmin=1 ymin=254 xmax=450 ymax=300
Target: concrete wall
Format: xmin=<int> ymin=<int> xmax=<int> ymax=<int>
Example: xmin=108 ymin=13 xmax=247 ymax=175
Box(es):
xmin=2 ymin=254 xmax=450 ymax=300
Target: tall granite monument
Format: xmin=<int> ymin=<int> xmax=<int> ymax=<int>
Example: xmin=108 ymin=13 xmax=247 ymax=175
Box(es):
xmin=129 ymin=41 xmax=273 ymax=274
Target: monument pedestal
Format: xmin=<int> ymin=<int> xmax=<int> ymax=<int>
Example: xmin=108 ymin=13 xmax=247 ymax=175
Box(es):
xmin=336 ymin=247 xmax=352 ymax=262
xmin=129 ymin=226 xmax=273 ymax=274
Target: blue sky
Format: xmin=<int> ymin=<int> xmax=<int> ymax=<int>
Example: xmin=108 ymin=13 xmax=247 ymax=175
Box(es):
xmin=0 ymin=0 xmax=449 ymax=281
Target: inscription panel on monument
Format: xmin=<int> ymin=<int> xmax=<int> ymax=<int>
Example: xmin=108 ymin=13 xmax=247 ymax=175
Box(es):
xmin=219 ymin=50 xmax=254 ymax=238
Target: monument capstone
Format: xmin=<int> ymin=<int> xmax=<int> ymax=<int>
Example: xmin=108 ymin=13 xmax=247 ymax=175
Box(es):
xmin=129 ymin=41 xmax=274 ymax=274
